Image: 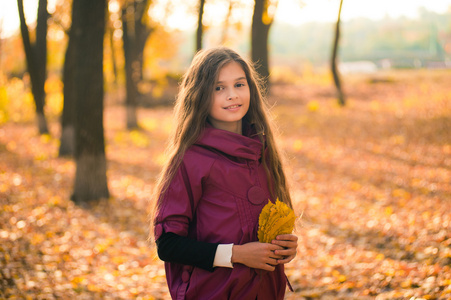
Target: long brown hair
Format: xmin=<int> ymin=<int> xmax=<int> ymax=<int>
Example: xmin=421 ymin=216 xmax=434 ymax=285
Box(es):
xmin=150 ymin=47 xmax=292 ymax=238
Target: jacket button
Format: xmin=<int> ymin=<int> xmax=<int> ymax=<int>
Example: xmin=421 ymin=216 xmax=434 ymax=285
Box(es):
xmin=247 ymin=186 xmax=267 ymax=205
xmin=182 ymin=270 xmax=190 ymax=282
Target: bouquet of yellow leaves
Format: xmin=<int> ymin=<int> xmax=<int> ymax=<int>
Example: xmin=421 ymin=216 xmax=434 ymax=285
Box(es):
xmin=258 ymin=199 xmax=295 ymax=243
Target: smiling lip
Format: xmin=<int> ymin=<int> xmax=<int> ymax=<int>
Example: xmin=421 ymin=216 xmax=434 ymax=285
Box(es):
xmin=224 ymin=104 xmax=241 ymax=110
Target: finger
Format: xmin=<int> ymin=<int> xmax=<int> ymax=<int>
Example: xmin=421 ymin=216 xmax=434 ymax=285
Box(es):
xmin=274 ymin=248 xmax=296 ymax=256
xmin=267 ymin=244 xmax=285 ymax=252
xmin=277 ymin=255 xmax=295 ymax=264
xmin=266 ymin=257 xmax=280 ymax=265
xmin=275 ymin=234 xmax=298 ymax=241
xmin=269 ymin=253 xmax=284 ymax=260
xmin=266 ymin=245 xmax=286 ymax=260
xmin=260 ymin=259 xmax=277 ymax=271
xmin=272 ymin=239 xmax=297 ymax=248
xmin=262 ymin=264 xmax=275 ymax=272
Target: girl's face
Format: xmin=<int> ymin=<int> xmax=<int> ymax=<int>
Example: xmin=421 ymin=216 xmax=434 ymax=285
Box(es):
xmin=208 ymin=61 xmax=250 ymax=135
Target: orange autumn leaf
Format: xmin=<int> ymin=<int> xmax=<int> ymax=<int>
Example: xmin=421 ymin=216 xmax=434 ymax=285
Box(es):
xmin=258 ymin=199 xmax=295 ymax=243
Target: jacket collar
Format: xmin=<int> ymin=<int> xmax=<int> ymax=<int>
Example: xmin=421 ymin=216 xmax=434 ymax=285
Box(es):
xmin=195 ymin=123 xmax=263 ymax=161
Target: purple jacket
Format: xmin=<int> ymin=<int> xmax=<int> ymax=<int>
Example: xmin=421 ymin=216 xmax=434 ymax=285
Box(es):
xmin=154 ymin=124 xmax=287 ymax=300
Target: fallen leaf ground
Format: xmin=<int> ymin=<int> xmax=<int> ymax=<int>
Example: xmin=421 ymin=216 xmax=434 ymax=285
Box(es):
xmin=1 ymin=69 xmax=450 ymax=299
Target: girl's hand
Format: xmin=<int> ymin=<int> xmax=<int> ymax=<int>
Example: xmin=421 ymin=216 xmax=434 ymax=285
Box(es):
xmin=231 ymin=242 xmax=284 ymax=271
xmin=271 ymin=234 xmax=298 ymax=264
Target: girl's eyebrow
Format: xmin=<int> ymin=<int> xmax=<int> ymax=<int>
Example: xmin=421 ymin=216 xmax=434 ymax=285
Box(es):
xmin=216 ymin=77 xmax=247 ymax=84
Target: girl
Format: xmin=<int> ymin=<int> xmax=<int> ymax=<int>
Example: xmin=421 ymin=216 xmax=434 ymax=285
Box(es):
xmin=151 ymin=46 xmax=298 ymax=299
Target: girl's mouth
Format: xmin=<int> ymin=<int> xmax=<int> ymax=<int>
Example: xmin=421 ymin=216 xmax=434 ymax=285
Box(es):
xmin=224 ymin=104 xmax=241 ymax=110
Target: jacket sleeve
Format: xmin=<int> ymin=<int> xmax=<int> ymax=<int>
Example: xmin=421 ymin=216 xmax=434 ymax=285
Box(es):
xmin=154 ymin=156 xmax=219 ymax=270
xmin=154 ymin=155 xmax=208 ymax=241
xmin=156 ymin=231 xmax=218 ymax=272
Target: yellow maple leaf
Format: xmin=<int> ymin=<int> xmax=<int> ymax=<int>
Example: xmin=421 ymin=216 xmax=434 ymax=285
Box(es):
xmin=258 ymin=199 xmax=295 ymax=243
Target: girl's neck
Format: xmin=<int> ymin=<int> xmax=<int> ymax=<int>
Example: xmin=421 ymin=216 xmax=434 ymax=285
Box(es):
xmin=208 ymin=119 xmax=243 ymax=135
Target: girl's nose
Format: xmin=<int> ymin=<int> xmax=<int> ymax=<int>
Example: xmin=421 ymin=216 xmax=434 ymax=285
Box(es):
xmin=227 ymin=92 xmax=237 ymax=100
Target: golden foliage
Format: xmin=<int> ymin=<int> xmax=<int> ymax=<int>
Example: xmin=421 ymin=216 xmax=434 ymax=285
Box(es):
xmin=0 ymin=70 xmax=450 ymax=299
xmin=258 ymin=199 xmax=295 ymax=243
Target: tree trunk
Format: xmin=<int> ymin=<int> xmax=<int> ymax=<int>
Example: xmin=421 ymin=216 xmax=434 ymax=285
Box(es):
xmin=71 ymin=0 xmax=109 ymax=203
xmin=59 ymin=9 xmax=79 ymax=157
xmin=122 ymin=13 xmax=139 ymax=129
xmin=251 ymin=0 xmax=273 ymax=90
xmin=196 ymin=0 xmax=206 ymax=52
xmin=59 ymin=41 xmax=76 ymax=156
xmin=121 ymin=0 xmax=152 ymax=130
xmin=109 ymin=27 xmax=118 ymax=87
xmin=331 ymin=0 xmax=345 ymax=106
xmin=221 ymin=0 xmax=233 ymax=44
xmin=17 ymin=0 xmax=49 ymax=134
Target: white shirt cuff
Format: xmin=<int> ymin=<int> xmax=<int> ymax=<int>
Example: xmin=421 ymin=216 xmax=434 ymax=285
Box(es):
xmin=213 ymin=243 xmax=234 ymax=268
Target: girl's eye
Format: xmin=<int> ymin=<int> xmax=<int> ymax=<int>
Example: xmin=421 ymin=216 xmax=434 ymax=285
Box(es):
xmin=236 ymin=83 xmax=245 ymax=88
xmin=215 ymin=86 xmax=223 ymax=91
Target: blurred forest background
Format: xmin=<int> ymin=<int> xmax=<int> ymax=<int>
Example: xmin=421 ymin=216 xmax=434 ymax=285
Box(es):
xmin=1 ymin=0 xmax=450 ymax=299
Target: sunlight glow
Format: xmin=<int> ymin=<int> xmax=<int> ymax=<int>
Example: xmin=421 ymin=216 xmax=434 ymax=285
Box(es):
xmin=0 ymin=0 xmax=57 ymax=38
xmin=276 ymin=0 xmax=451 ymax=25
xmin=0 ymin=0 xmax=450 ymax=37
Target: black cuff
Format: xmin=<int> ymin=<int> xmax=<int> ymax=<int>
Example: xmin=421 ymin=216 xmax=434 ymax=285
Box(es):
xmin=156 ymin=231 xmax=219 ymax=272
